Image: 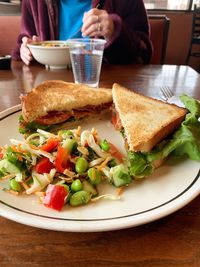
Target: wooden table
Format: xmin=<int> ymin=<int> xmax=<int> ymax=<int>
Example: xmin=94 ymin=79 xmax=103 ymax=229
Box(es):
xmin=0 ymin=61 xmax=200 ymax=267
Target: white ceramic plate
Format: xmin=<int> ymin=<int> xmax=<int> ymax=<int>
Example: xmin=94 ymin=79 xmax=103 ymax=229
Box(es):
xmin=0 ymin=105 xmax=200 ymax=232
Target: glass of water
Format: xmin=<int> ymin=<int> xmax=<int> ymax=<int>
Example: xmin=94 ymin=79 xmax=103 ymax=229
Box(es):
xmin=67 ymin=38 xmax=106 ymax=88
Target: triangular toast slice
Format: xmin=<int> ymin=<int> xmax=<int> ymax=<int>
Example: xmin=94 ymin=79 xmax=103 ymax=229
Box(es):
xmin=112 ymin=83 xmax=187 ymax=152
xmin=21 ymin=80 xmax=112 ymax=122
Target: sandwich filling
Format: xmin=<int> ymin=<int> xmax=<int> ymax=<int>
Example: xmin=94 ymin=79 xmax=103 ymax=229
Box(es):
xmin=19 ymin=102 xmax=112 ymax=135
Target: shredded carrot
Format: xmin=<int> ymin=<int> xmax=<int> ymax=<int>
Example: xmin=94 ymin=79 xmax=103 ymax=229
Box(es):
xmin=116 ymin=187 xmax=124 ymax=196
xmin=24 ymin=176 xmax=32 ymax=183
xmin=91 ymin=128 xmax=98 ymax=139
xmin=11 ymin=144 xmax=27 ymax=154
xmin=97 ymin=156 xmax=113 ymax=171
xmin=6 ymin=189 xmax=19 ymax=195
xmin=0 ymin=173 xmax=16 ymax=181
xmin=0 ymin=186 xmax=18 ymax=195
xmin=29 ymin=144 xmax=39 ymax=150
xmin=17 ymin=155 xmax=23 ymax=161
xmin=34 ymin=191 xmax=45 ymax=197
xmin=21 ymin=181 xmax=29 ymax=190
xmin=75 ymin=126 xmax=81 ymax=136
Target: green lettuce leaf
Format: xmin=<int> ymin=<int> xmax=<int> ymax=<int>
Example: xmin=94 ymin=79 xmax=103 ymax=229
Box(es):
xmin=180 ymin=94 xmax=200 ymax=117
xmin=128 ymin=95 xmax=200 ymax=178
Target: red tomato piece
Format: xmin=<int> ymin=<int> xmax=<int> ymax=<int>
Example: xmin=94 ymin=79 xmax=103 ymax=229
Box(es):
xmin=109 ymin=142 xmax=124 ymax=163
xmin=111 ymin=111 xmax=121 ymax=130
xmin=43 ymin=184 xmax=68 ymax=211
xmin=55 ymin=146 xmax=69 ymax=173
xmin=0 ymin=147 xmax=3 ymax=159
xmin=111 ymin=112 xmax=117 ymax=127
xmin=35 ymin=112 xmax=72 ymax=125
xmin=35 ymin=157 xmax=54 ymax=174
xmin=39 ymin=138 xmax=59 ymax=152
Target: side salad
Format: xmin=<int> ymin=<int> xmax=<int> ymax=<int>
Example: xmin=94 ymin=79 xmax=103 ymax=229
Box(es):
xmin=0 ymin=127 xmax=132 ymax=211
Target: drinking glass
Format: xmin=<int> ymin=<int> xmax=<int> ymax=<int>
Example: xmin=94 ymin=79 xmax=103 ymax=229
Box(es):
xmin=68 ymin=38 xmax=106 ymax=88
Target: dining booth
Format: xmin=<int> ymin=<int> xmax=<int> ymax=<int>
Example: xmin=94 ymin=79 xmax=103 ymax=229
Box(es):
xmin=0 ymin=14 xmax=170 ymax=64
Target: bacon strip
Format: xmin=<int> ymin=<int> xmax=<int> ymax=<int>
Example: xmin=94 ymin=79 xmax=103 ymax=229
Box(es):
xmin=34 ymin=102 xmax=112 ymax=126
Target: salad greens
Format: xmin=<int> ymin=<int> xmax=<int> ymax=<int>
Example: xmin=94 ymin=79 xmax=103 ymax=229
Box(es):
xmin=128 ymin=95 xmax=200 ymax=178
xmin=0 ymin=127 xmax=131 ymax=211
xmin=18 ymin=115 xmax=76 ymax=135
xmin=1 ymin=94 xmax=200 ymax=211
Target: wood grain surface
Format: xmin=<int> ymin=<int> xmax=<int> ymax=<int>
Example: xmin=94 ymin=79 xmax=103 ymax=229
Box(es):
xmin=0 ymin=61 xmax=200 ymax=267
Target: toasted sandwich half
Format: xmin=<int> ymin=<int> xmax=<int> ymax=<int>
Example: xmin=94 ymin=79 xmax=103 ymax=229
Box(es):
xmin=19 ymin=80 xmax=112 ymax=135
xmin=112 ymin=83 xmax=188 ymax=178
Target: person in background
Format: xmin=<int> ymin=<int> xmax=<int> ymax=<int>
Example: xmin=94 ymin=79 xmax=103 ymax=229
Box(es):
xmin=12 ymin=0 xmax=153 ymax=65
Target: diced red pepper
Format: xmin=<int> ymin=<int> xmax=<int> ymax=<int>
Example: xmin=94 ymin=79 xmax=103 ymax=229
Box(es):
xmin=109 ymin=142 xmax=123 ymax=163
xmin=43 ymin=184 xmax=68 ymax=211
xmin=55 ymin=146 xmax=70 ymax=173
xmin=35 ymin=157 xmax=54 ymax=174
xmin=39 ymin=138 xmax=59 ymax=152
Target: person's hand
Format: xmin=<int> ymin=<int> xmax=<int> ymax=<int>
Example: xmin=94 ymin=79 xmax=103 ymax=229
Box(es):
xmin=20 ymin=35 xmax=39 ymax=65
xmin=82 ymin=8 xmax=114 ymax=41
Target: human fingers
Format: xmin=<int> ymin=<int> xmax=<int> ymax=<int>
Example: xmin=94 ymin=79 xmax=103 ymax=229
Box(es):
xmin=20 ymin=44 xmax=32 ymax=65
xmin=82 ymin=9 xmax=114 ymax=40
xmin=20 ymin=37 xmax=33 ymax=65
xmin=82 ymin=9 xmax=100 ymax=35
xmin=32 ymin=35 xmax=40 ymax=42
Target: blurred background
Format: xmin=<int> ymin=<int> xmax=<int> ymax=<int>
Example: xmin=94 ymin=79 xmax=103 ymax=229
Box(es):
xmin=0 ymin=0 xmax=199 ymax=72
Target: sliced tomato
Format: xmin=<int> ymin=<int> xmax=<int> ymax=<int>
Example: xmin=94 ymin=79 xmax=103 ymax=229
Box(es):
xmin=111 ymin=112 xmax=117 ymax=127
xmin=43 ymin=184 xmax=68 ymax=211
xmin=111 ymin=111 xmax=121 ymax=130
xmin=0 ymin=147 xmax=3 ymax=159
xmin=35 ymin=112 xmax=72 ymax=125
xmin=35 ymin=157 xmax=54 ymax=174
xmin=39 ymin=138 xmax=59 ymax=152
xmin=55 ymin=146 xmax=70 ymax=173
xmin=109 ymin=142 xmax=124 ymax=163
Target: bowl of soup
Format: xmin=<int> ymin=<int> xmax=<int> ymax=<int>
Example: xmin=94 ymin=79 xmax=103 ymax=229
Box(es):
xmin=27 ymin=41 xmax=71 ymax=69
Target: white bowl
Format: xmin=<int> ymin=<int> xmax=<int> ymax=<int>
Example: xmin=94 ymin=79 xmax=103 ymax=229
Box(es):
xmin=27 ymin=41 xmax=71 ymax=70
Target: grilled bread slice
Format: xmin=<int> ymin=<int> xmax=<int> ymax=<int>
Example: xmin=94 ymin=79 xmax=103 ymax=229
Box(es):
xmin=21 ymin=80 xmax=112 ymax=123
xmin=112 ymin=83 xmax=187 ymax=153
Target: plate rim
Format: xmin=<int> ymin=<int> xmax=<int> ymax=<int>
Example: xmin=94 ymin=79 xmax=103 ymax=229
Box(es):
xmin=0 ymin=105 xmax=200 ymax=232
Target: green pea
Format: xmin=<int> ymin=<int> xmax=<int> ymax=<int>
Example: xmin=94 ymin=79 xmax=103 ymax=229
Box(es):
xmin=100 ymin=139 xmax=110 ymax=152
xmin=59 ymin=130 xmax=73 ymax=138
xmin=65 ymin=130 xmax=73 ymax=136
xmin=62 ymin=139 xmax=77 ymax=154
xmin=69 ymin=190 xmax=91 ymax=206
xmin=10 ymin=178 xmax=22 ymax=192
xmin=71 ymin=179 xmax=82 ymax=192
xmin=87 ymin=167 xmax=101 ymax=185
xmin=75 ymin=157 xmax=88 ymax=174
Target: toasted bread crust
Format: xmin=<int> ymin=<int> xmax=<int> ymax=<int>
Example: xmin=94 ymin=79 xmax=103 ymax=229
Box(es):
xmin=112 ymin=83 xmax=187 ymax=152
xmin=21 ymin=80 xmax=112 ymax=122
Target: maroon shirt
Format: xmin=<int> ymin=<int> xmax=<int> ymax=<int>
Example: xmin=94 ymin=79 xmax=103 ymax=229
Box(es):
xmin=12 ymin=0 xmax=152 ymax=64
